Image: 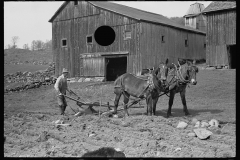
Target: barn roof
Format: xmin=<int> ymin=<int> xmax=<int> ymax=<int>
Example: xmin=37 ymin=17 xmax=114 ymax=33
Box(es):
xmin=183 ymin=2 xmax=205 ymax=17
xmin=49 ymin=1 xmax=205 ymax=34
xmin=202 ymin=1 xmax=236 ymax=13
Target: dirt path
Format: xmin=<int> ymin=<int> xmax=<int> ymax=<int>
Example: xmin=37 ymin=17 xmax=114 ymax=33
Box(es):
xmin=4 ymin=69 xmax=235 ymax=157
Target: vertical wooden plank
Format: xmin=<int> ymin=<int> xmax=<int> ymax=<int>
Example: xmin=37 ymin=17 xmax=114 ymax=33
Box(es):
xmin=233 ymin=11 xmax=236 ymax=44
xmin=59 ymin=21 xmax=63 ymax=76
xmin=76 ymin=19 xmax=80 ymax=77
xmin=226 ymin=11 xmax=229 ymax=45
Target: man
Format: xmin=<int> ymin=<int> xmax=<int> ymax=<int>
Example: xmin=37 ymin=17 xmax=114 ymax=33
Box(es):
xmin=54 ymin=68 xmax=72 ymax=116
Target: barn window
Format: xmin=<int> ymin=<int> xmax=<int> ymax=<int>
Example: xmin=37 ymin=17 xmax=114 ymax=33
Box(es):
xmin=161 ymin=35 xmax=165 ymax=43
xmin=186 ymin=17 xmax=189 ymax=25
xmin=86 ymin=35 xmax=93 ymax=44
xmin=61 ymin=39 xmax=67 ymax=47
xmin=185 ymin=39 xmax=188 ymax=47
xmin=124 ymin=31 xmax=131 ymax=40
xmin=204 ymin=43 xmax=206 ymax=48
xmin=74 ymin=1 xmax=78 ymax=5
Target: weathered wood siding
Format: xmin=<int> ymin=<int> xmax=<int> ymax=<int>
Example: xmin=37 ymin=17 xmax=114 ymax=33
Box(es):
xmin=52 ymin=1 xmax=206 ymax=77
xmin=184 ymin=14 xmax=206 ymax=32
xmin=196 ymin=14 xmax=206 ymax=32
xmin=206 ymin=9 xmax=236 ymax=66
xmin=140 ymin=22 xmax=206 ymax=68
xmin=52 ymin=1 xmax=140 ymax=77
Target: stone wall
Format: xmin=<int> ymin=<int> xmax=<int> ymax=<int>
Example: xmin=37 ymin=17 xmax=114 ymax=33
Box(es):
xmin=4 ymin=63 xmax=57 ymax=93
xmin=4 ymin=63 xmax=106 ymax=93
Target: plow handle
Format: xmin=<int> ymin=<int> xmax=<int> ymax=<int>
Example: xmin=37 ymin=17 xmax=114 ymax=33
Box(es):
xmin=69 ymin=90 xmax=80 ymax=99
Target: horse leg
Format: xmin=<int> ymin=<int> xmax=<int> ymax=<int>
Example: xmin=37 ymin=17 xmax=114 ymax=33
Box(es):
xmin=180 ymin=89 xmax=190 ymax=116
xmin=146 ymin=94 xmax=153 ymax=116
xmin=123 ymin=92 xmax=130 ymax=117
xmin=167 ymin=90 xmax=175 ymax=118
xmin=113 ymin=88 xmax=122 ymax=114
xmin=152 ymin=96 xmax=159 ymax=115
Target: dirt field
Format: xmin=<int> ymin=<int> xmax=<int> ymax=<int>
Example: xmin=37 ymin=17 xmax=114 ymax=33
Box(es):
xmin=4 ymin=69 xmax=235 ymax=157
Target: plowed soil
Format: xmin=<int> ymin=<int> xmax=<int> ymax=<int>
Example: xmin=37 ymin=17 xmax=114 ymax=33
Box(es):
xmin=4 ymin=69 xmax=236 ymax=157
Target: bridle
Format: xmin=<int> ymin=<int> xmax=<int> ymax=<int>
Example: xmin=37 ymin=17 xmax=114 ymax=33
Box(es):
xmin=156 ymin=64 xmax=168 ymax=83
xmin=174 ymin=61 xmax=191 ymax=84
xmin=164 ymin=61 xmax=197 ymax=89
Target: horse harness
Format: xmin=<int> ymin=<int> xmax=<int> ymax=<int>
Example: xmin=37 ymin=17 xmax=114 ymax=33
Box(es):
xmin=120 ymin=64 xmax=169 ymax=104
xmin=164 ymin=62 xmax=193 ymax=91
xmin=120 ymin=73 xmax=155 ymax=101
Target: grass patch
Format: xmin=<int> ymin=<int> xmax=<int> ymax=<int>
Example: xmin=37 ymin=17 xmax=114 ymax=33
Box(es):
xmin=4 ymin=48 xmax=53 ymax=64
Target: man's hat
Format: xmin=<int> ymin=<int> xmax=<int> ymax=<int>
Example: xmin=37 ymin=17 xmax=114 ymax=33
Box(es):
xmin=62 ymin=68 xmax=69 ymax=73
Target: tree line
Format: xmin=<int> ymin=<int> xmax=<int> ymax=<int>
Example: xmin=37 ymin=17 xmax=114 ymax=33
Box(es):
xmin=5 ymin=36 xmax=52 ymax=51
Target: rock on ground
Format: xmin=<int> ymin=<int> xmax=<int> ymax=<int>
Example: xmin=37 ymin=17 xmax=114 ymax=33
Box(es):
xmin=193 ymin=128 xmax=213 ymax=140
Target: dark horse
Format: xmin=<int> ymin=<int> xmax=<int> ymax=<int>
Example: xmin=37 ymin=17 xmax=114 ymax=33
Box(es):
xmin=113 ymin=59 xmax=169 ymax=116
xmin=164 ymin=59 xmax=199 ymax=118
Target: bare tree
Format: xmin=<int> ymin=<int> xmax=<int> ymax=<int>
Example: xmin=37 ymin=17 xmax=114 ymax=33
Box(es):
xmin=11 ymin=36 xmax=19 ymax=49
xmin=44 ymin=39 xmax=52 ymax=50
xmin=30 ymin=39 xmax=52 ymax=51
xmin=35 ymin=40 xmax=44 ymax=50
xmin=31 ymin=40 xmax=36 ymax=51
xmin=23 ymin=44 xmax=29 ymax=50
xmin=7 ymin=44 xmax=12 ymax=49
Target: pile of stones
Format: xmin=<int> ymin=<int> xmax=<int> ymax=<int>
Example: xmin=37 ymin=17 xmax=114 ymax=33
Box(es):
xmin=4 ymin=63 xmax=56 ymax=93
xmin=176 ymin=118 xmax=221 ymax=140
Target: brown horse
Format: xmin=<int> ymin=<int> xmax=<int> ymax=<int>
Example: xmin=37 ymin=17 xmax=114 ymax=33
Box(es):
xmin=113 ymin=59 xmax=169 ymax=116
xmin=164 ymin=59 xmax=199 ymax=118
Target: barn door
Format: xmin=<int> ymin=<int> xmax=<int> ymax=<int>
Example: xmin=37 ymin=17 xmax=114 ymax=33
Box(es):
xmin=105 ymin=56 xmax=127 ymax=81
xmin=227 ymin=45 xmax=236 ymax=69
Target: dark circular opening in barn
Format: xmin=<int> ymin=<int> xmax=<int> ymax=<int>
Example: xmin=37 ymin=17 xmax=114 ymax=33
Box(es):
xmin=105 ymin=57 xmax=127 ymax=81
xmin=94 ymin=26 xmax=115 ymax=46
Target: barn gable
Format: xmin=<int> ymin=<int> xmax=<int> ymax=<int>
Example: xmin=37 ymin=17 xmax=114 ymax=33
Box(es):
xmin=49 ymin=1 xmax=205 ymax=35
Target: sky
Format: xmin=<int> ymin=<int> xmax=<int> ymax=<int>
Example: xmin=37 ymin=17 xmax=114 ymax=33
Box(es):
xmin=4 ymin=1 xmax=212 ymax=49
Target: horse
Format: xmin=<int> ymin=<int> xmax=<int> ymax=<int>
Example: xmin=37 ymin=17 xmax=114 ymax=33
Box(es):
xmin=163 ymin=59 xmax=199 ymax=118
xmin=113 ymin=59 xmax=169 ymax=116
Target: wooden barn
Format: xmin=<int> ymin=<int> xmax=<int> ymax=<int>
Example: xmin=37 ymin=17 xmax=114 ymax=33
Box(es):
xmin=202 ymin=1 xmax=236 ymax=69
xmin=183 ymin=2 xmax=206 ymax=32
xmin=49 ymin=1 xmax=206 ymax=81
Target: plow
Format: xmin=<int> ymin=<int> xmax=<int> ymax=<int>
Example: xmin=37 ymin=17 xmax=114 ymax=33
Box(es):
xmin=63 ymin=94 xmax=145 ymax=117
xmin=63 ymin=87 xmax=170 ymax=117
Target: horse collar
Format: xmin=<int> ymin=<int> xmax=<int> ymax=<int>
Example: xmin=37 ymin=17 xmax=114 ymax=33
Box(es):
xmin=147 ymin=75 xmax=155 ymax=91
